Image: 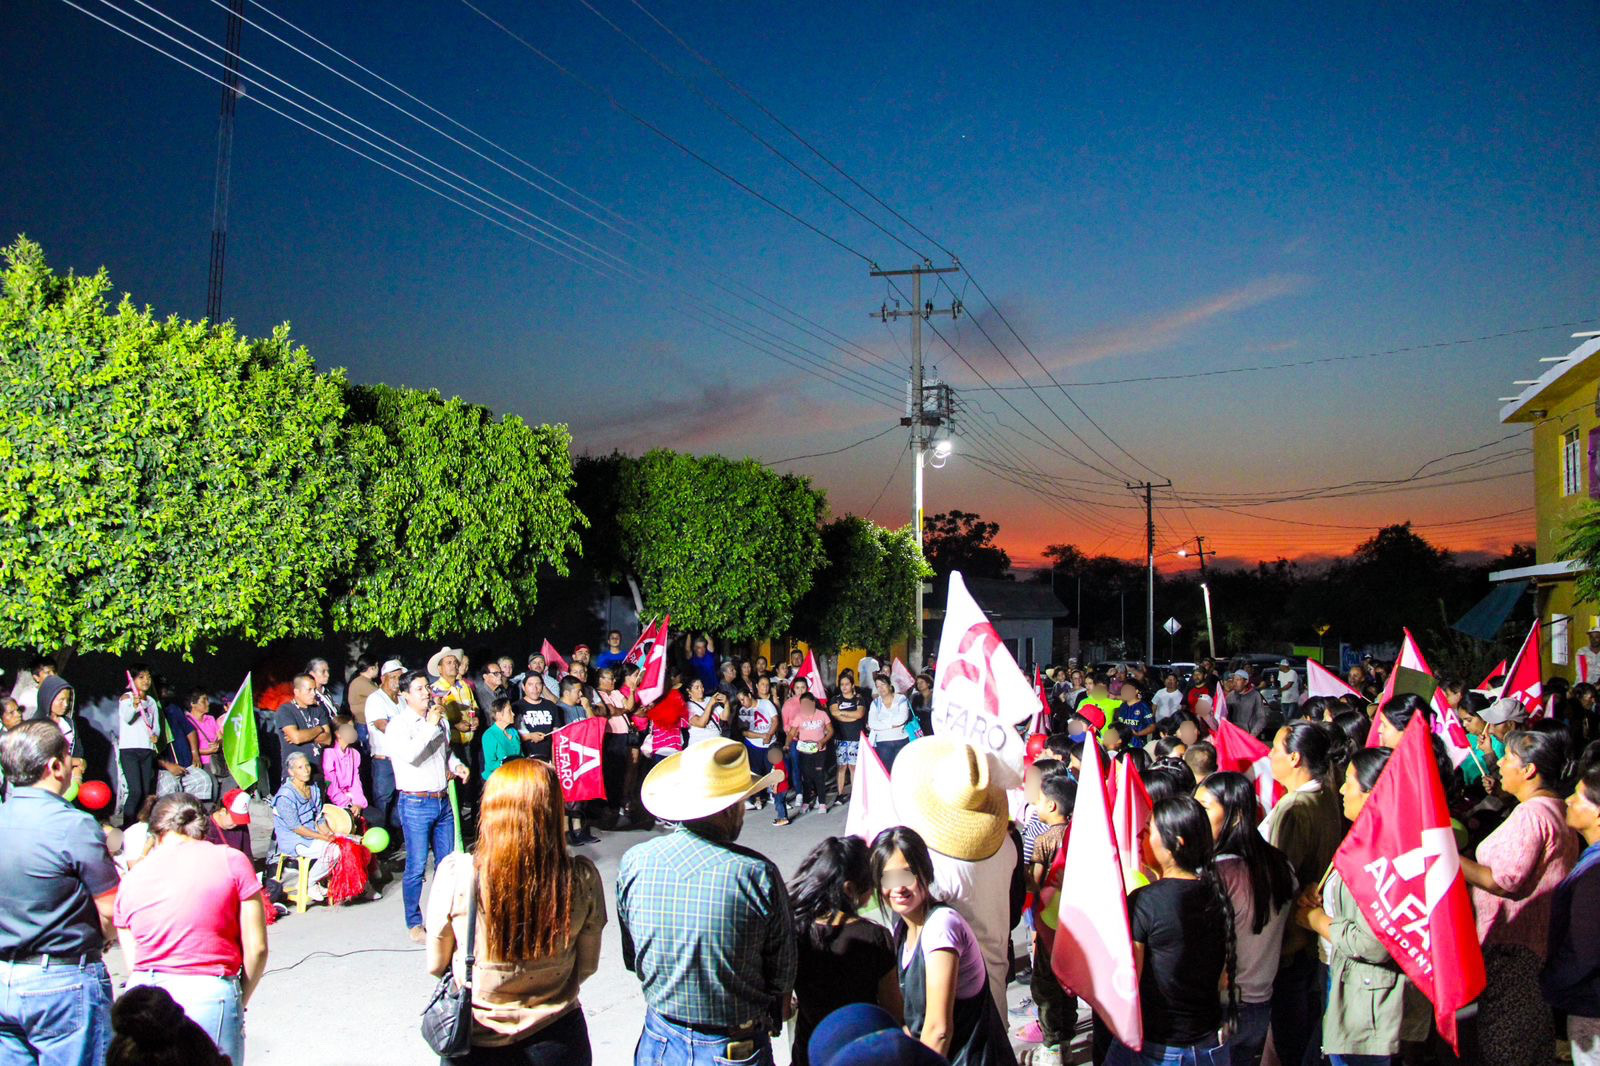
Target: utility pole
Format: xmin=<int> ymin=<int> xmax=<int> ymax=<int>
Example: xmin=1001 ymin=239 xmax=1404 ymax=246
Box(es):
xmin=871 ymin=263 xmax=960 ymax=668
xmin=206 ymin=0 xmax=247 ymax=322
xmin=1177 ymin=536 xmax=1218 ymax=659
xmin=1127 ymin=480 xmax=1172 ymax=665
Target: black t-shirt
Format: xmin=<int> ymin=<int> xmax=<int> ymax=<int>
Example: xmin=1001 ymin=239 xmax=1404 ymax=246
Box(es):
xmin=792 ymin=919 xmax=896 ymax=1066
xmin=830 ymin=694 xmax=865 ymax=742
xmin=514 ymin=697 xmax=561 ymax=761
xmin=1129 ymin=877 xmax=1226 ymax=1045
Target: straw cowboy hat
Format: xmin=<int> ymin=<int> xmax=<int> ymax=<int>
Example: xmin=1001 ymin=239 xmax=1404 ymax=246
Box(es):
xmin=890 ymin=736 xmax=1009 ymax=862
xmin=640 ymin=738 xmax=780 ymax=822
xmin=426 ymin=646 xmax=466 ymax=677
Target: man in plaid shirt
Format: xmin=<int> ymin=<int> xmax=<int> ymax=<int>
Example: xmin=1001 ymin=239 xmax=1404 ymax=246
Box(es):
xmin=618 ymin=738 xmax=795 ymax=1065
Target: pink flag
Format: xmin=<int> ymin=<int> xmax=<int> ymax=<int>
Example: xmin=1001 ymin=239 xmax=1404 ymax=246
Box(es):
xmin=1306 ymin=659 xmax=1359 ymax=699
xmin=845 ymin=740 xmax=898 ymax=843
xmin=1477 ymin=659 xmax=1508 ymax=691
xmin=624 ymin=619 xmax=658 ymax=667
xmin=1500 ymin=620 xmax=1543 ymax=714
xmin=541 ymin=639 xmax=569 ymax=677
xmin=797 ymin=649 xmax=828 ymax=705
xmin=932 ymin=571 xmax=1041 ymax=787
xmin=551 ymin=717 xmax=607 ymax=802
xmin=1032 ymin=667 xmax=1053 ymax=736
xmin=890 ymin=657 xmax=916 ymax=694
xmin=637 ymin=615 xmax=671 ymax=705
xmin=1110 ymin=755 xmax=1152 ymax=892
xmin=1212 ymin=715 xmax=1284 ymax=813
xmin=1213 ymin=680 xmax=1230 ymax=723
xmin=1051 ymin=742 xmax=1142 ymax=1050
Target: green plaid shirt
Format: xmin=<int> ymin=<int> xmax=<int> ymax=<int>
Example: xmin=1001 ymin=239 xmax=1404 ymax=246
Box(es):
xmin=617 ymin=826 xmax=797 ymax=1031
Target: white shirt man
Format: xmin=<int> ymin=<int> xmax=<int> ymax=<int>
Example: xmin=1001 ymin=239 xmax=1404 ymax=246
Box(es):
xmin=1277 ymin=662 xmax=1302 ymax=714
xmin=1579 ymin=629 xmax=1600 ymax=684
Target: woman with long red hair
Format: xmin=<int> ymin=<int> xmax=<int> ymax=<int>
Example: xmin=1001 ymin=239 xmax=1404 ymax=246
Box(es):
xmin=426 ymin=757 xmax=607 ymax=1064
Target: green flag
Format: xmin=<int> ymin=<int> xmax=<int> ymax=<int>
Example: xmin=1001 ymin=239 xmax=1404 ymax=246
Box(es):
xmin=221 ymin=673 xmax=261 ymax=791
xmin=1391 ymin=664 xmax=1439 ymax=704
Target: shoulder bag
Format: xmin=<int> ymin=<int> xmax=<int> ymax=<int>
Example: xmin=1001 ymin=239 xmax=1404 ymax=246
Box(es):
xmin=420 ymin=865 xmax=477 ymax=1058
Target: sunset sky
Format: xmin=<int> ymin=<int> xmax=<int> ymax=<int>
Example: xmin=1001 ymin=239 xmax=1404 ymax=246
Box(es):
xmin=7 ymin=2 xmax=1596 ymax=570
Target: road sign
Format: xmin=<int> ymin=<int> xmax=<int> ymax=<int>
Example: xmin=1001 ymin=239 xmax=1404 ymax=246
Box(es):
xmin=1163 ymin=617 xmax=1181 ymax=636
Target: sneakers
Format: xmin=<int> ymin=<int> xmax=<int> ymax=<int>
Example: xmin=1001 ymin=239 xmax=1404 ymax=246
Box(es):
xmin=307 ymin=885 xmax=327 ymax=903
xmin=1020 ymin=1046 xmax=1061 ymax=1066
xmin=408 ymin=926 xmax=426 ymax=943
xmin=773 ymin=817 xmax=791 ymax=827
xmin=1008 ymin=995 xmax=1035 ymax=1017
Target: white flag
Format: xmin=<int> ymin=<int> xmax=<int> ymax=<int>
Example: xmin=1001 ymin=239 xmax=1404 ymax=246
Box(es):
xmin=931 ymin=571 xmax=1036 ymax=788
xmin=845 ymin=741 xmax=898 ymax=844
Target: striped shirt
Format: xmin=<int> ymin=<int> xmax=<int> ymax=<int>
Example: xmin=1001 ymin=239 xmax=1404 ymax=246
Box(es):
xmin=617 ymin=827 xmax=796 ymax=1031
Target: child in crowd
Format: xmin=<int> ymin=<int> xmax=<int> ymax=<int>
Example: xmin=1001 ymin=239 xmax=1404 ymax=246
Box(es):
xmin=1019 ymin=757 xmax=1059 ymax=865
xmin=767 ymin=744 xmax=792 ymax=827
xmin=481 ymin=698 xmax=520 ymax=779
xmin=321 ymin=714 xmax=367 ymax=818
xmin=1025 ymin=766 xmax=1078 ymax=1063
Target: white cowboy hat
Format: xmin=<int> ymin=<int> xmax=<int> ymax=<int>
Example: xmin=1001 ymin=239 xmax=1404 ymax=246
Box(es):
xmin=427 ymin=647 xmax=466 ymax=678
xmin=640 ymin=738 xmax=780 ymax=822
xmin=890 ymin=735 xmax=1009 ymax=862
xmin=320 ymin=804 xmax=353 ymax=837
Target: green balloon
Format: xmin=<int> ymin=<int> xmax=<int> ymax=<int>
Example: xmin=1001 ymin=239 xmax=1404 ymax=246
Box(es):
xmin=64 ymin=780 xmax=80 ymax=803
xmin=361 ymin=827 xmax=390 ymax=854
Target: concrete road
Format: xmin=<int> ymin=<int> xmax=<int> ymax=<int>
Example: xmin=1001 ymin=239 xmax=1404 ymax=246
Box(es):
xmin=107 ymin=797 xmax=1059 ymax=1065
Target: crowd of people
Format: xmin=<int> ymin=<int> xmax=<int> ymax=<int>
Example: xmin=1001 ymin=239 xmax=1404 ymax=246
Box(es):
xmin=4 ymin=638 xmax=1600 ymax=1066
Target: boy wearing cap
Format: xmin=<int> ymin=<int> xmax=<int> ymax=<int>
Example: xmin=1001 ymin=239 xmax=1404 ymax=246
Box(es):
xmin=207 ymin=788 xmax=254 ymax=859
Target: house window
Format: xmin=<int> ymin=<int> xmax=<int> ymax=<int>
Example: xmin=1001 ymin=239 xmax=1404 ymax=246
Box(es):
xmin=1563 ymin=427 xmax=1582 ymax=496
xmin=1589 ymin=428 xmax=1600 ymax=500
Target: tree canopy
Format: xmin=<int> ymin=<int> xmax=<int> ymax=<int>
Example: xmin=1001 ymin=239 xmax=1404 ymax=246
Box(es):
xmin=0 ymin=238 xmax=365 ymax=655
xmin=793 ymin=516 xmax=930 ymax=653
xmin=924 ymin=509 xmax=1011 ymax=580
xmin=610 ymin=450 xmax=825 ymax=641
xmin=0 ymin=238 xmax=585 ymax=656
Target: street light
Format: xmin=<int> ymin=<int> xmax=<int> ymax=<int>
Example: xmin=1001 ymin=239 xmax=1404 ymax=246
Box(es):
xmin=930 ymin=437 xmax=953 ymax=468
xmin=1176 ymin=541 xmax=1217 ymax=658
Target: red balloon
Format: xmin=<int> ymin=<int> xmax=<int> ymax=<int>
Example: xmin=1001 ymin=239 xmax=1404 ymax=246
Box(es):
xmin=77 ymin=780 xmax=112 ymax=811
xmin=1024 ymin=733 xmax=1049 ymax=765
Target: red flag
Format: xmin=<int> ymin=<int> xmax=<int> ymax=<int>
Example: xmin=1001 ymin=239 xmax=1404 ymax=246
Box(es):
xmin=623 ymin=619 xmax=658 ymax=667
xmin=1051 ymin=742 xmax=1142 ymax=1050
xmin=1499 ymin=620 xmax=1542 ymax=714
xmin=845 ymin=740 xmax=897 ymax=843
xmin=1476 ymin=660 xmax=1507 ymax=691
xmin=637 ymin=615 xmax=671 ymax=705
xmin=1332 ymin=715 xmax=1486 ymax=1049
xmin=1032 ymin=666 xmax=1053 ymax=736
xmin=797 ymin=649 xmax=828 ymax=705
xmin=550 ymin=717 xmax=607 ymax=802
xmin=1110 ymin=755 xmax=1152 ymax=892
xmin=1306 ymin=658 xmax=1359 ymax=699
xmin=540 ymin=639 xmax=570 ymax=678
xmin=1211 ymin=715 xmax=1284 ymax=812
xmin=890 ymin=657 xmax=916 ymax=694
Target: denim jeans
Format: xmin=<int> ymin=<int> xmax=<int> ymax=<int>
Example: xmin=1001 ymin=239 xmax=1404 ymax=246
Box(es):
xmin=370 ymin=757 xmax=397 ymax=833
xmin=0 ymin=959 xmax=113 ymax=1066
xmin=783 ymin=745 xmax=803 ymax=804
xmin=634 ymin=1010 xmax=772 ymax=1066
xmin=1230 ymin=1001 xmax=1272 ymax=1066
xmin=1271 ymin=951 xmax=1324 ymax=1066
xmin=1328 ymin=1057 xmax=1389 ymax=1066
xmin=1106 ymin=1036 xmax=1231 ymax=1066
xmin=873 ymin=737 xmax=908 ymax=772
xmin=398 ymin=793 xmax=455 ymax=928
xmin=126 ymin=972 xmax=243 ymax=1064
xmin=458 ymin=1007 xmax=591 ymax=1064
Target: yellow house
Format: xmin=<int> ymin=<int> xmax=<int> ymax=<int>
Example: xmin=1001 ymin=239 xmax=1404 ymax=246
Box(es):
xmin=1493 ymin=330 xmax=1600 ymax=680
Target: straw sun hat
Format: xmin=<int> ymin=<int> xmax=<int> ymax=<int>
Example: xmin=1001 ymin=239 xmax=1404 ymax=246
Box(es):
xmin=641 ymin=738 xmax=780 ymax=822
xmin=890 ymin=735 xmax=1009 ymax=862
xmin=427 ymin=646 xmax=466 ymax=677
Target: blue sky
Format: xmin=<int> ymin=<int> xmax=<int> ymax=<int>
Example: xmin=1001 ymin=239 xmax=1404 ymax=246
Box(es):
xmin=5 ymin=0 xmax=1596 ymax=564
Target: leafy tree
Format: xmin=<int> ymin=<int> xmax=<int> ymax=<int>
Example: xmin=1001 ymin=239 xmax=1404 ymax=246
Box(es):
xmin=794 ymin=516 xmax=931 ymax=653
xmin=1563 ymin=504 xmax=1600 ymax=607
xmin=0 ymin=238 xmax=366 ymax=656
xmin=610 ymin=450 xmax=825 ymax=640
xmin=924 ymin=510 xmax=1011 ymax=580
xmin=331 ymin=384 xmax=584 ymax=638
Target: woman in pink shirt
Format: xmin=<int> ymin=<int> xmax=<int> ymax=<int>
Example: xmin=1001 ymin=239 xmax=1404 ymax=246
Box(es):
xmin=595 ymin=667 xmax=637 ymax=825
xmin=786 ymin=692 xmax=835 ymax=814
xmin=115 ymin=793 xmax=268 ymax=1064
xmin=185 ymin=690 xmax=223 ymax=770
xmin=321 ymin=715 xmax=367 ymax=814
xmin=1460 ymin=729 xmax=1581 ymax=1066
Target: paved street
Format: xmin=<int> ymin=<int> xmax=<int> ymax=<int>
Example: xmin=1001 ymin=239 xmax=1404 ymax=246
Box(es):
xmin=111 ymin=800 xmax=864 ymax=1065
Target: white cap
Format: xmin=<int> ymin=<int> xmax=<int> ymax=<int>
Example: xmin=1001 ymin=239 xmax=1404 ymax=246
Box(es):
xmin=380 ymin=659 xmax=405 ymax=676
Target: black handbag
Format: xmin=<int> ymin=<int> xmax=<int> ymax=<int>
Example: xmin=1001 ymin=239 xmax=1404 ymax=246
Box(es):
xmin=420 ymin=871 xmax=477 ymax=1058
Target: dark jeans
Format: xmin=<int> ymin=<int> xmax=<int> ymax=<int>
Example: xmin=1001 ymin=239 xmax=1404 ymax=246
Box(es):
xmin=398 ymin=793 xmax=455 ymax=928
xmin=635 ymin=1009 xmax=772 ymax=1066
xmin=454 ymin=1007 xmax=590 ymax=1065
xmin=783 ymin=744 xmax=803 ymax=803
xmin=1271 ymin=951 xmax=1325 ymax=1066
xmin=603 ymin=733 xmax=631 ymax=811
xmin=0 ymin=958 xmax=113 ymax=1066
xmin=119 ymin=748 xmax=157 ymax=824
xmin=873 ymin=737 xmax=908 ymax=772
xmin=1231 ymin=1001 xmax=1272 ymax=1066
xmin=370 ymin=757 xmax=397 ymax=834
xmin=1031 ymin=947 xmax=1075 ymax=1048
xmin=797 ymin=751 xmax=829 ymax=805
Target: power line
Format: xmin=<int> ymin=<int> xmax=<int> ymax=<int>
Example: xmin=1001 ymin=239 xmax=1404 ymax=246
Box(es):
xmin=966 ymin=320 xmax=1600 ymax=389
xmin=865 ymin=441 xmax=909 ymax=521
xmin=768 ymin=425 xmax=899 ymax=464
